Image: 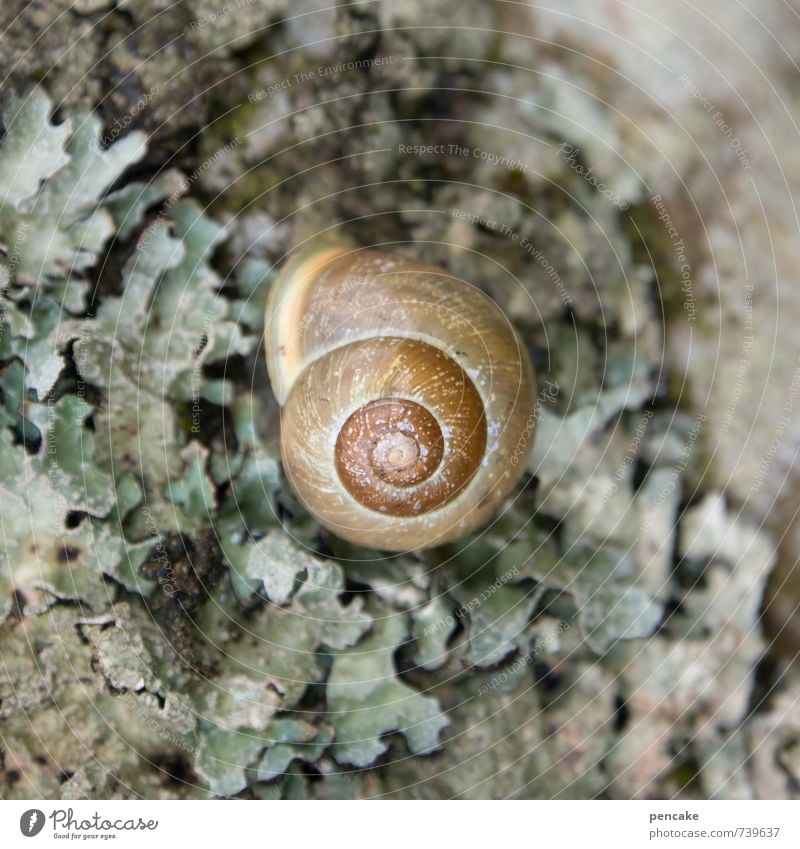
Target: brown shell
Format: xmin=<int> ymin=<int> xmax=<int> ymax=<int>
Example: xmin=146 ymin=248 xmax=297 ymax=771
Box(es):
xmin=264 ymin=238 xmax=536 ymax=550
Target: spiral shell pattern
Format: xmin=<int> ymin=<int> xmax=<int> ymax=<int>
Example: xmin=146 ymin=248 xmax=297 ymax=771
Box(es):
xmin=264 ymin=239 xmax=535 ymax=550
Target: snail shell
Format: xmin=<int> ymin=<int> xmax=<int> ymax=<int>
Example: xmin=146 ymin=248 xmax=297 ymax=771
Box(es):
xmin=264 ymin=238 xmax=536 ymax=550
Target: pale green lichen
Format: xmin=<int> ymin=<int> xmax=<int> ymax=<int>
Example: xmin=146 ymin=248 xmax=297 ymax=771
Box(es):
xmin=328 ymin=610 xmax=450 ymax=768
xmin=0 ymin=89 xmax=146 ymax=288
xmin=0 ymin=16 xmax=789 ymax=800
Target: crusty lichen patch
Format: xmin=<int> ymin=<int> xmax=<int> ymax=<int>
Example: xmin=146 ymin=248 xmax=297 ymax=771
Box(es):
xmin=1 ymin=0 xmax=794 ymax=800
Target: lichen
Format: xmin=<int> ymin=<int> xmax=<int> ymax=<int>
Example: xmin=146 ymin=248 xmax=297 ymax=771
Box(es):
xmin=1 ymin=0 xmax=794 ymax=801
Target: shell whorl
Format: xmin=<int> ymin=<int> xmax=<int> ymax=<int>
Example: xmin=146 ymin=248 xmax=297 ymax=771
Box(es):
xmin=265 ymin=240 xmax=535 ymax=550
